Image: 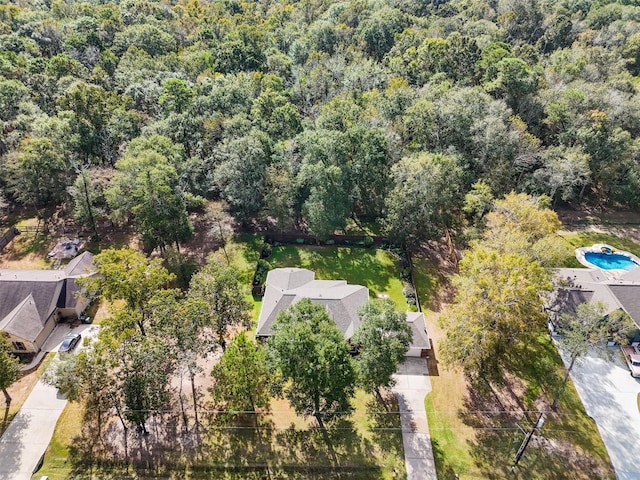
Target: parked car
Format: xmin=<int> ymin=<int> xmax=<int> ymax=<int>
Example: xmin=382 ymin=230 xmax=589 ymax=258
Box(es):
xmin=621 ymin=345 xmax=640 ymax=378
xmin=59 ymin=333 xmax=81 ymax=353
xmin=79 ymin=312 xmax=92 ymax=324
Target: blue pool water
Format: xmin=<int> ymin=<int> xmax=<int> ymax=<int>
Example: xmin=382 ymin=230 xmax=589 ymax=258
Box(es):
xmin=584 ymin=252 xmax=638 ymax=271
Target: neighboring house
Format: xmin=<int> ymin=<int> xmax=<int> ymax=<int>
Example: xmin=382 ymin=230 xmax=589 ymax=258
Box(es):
xmin=0 ymin=252 xmax=96 ymax=355
xmin=255 ymin=268 xmax=430 ymax=357
xmin=550 ymin=266 xmax=640 ymax=343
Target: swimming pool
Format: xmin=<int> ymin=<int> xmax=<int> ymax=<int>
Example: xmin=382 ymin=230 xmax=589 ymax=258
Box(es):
xmin=584 ymin=251 xmax=639 ymax=271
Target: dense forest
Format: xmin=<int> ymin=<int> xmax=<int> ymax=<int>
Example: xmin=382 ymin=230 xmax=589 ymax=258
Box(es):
xmin=1 ymin=0 xmax=640 ymax=249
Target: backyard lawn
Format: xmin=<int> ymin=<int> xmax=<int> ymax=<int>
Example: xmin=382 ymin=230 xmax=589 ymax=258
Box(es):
xmin=265 ymin=245 xmax=410 ymax=311
xmin=559 ymin=231 xmax=640 ymax=267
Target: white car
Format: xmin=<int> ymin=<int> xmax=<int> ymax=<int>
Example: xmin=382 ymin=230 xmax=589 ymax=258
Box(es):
xmin=621 ymin=345 xmax=640 ymax=378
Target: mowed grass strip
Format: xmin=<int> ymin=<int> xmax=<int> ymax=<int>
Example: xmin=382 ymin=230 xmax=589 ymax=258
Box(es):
xmin=37 ymin=390 xmax=405 ymax=479
xmin=411 ymin=253 xmax=615 ymax=480
xmin=266 ymin=245 xmax=409 ymax=311
xmin=559 ymin=231 xmax=640 ymax=267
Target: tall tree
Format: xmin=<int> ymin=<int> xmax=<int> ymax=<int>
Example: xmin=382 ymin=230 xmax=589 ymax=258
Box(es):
xmin=352 ymin=300 xmax=412 ymax=400
xmin=78 ymin=248 xmax=174 ymax=337
xmin=188 ymin=255 xmax=252 ymax=351
xmin=0 ymin=338 xmax=21 ymax=407
xmin=483 ymin=192 xmax=567 ymax=266
xmin=440 ymin=246 xmax=553 ymax=383
xmin=149 ymin=290 xmax=210 ymax=427
xmin=7 ymin=137 xmax=70 ymax=210
xmin=106 ymin=149 xmax=193 ymax=253
xmin=210 ymin=332 xmax=270 ymax=413
xmin=267 ymin=299 xmax=356 ymax=428
xmin=385 ymin=152 xmax=463 ymax=248
xmin=119 ymin=337 xmax=174 ymax=435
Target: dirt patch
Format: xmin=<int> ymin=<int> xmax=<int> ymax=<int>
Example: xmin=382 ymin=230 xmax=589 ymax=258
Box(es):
xmin=557 ymin=208 xmax=640 ymax=241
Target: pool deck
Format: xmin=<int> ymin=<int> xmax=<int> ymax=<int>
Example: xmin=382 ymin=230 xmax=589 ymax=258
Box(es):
xmin=575 ymin=244 xmax=640 ymax=279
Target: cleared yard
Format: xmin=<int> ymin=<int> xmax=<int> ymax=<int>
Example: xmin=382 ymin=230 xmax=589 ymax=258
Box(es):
xmin=265 ymin=245 xmax=410 ymax=311
xmin=411 ymin=251 xmax=616 ymax=480
xmin=36 ymin=390 xmax=405 ymax=479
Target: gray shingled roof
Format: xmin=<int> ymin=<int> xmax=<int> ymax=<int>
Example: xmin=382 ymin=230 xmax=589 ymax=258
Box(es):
xmin=0 ymin=294 xmax=46 ymax=342
xmin=0 ymin=255 xmax=96 ymax=342
xmin=406 ymin=311 xmax=430 ymax=350
xmin=256 ymin=268 xmax=369 ymax=339
xmin=608 ymin=285 xmax=640 ymax=327
xmin=0 ymin=280 xmax=62 ymax=325
xmin=64 ymin=252 xmax=96 ymax=277
xmin=554 ymin=267 xmax=640 ymax=329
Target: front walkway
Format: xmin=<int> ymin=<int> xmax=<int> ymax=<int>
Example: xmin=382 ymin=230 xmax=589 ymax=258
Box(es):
xmin=0 ymin=324 xmax=99 ymax=480
xmin=392 ymin=358 xmax=438 ymax=480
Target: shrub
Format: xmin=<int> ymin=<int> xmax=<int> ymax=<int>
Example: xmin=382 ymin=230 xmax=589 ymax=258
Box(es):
xmin=260 ymin=243 xmax=272 ymax=259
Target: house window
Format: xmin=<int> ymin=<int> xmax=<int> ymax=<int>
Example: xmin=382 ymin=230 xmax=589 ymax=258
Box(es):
xmin=12 ymin=341 xmax=26 ymax=351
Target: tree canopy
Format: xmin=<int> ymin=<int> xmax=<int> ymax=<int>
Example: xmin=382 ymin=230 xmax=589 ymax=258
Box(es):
xmin=267 ymin=299 xmax=356 ymax=428
xmin=1 ymin=0 xmax=639 ymax=241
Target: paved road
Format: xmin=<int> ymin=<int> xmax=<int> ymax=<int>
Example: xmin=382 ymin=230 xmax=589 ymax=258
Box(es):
xmin=392 ymin=358 xmax=438 ymax=480
xmin=0 ymin=324 xmax=98 ymax=480
xmin=559 ymin=346 xmax=640 ymax=480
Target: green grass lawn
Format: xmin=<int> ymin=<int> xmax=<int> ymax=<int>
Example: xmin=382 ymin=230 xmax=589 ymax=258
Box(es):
xmin=559 ymin=231 xmax=640 ymax=267
xmin=265 ymin=245 xmax=409 ymax=312
xmin=37 ymin=391 xmax=405 ymax=480
xmin=411 ymin=250 xmax=616 ymax=480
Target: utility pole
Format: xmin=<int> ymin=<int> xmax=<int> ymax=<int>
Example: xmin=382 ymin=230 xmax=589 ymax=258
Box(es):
xmin=512 ymin=411 xmax=544 ymax=471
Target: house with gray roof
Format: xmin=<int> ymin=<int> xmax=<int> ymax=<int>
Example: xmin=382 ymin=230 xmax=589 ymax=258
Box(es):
xmin=550 ymin=266 xmax=640 ymax=342
xmin=0 ymin=252 xmax=96 ymax=355
xmin=256 ymin=268 xmax=430 ymax=357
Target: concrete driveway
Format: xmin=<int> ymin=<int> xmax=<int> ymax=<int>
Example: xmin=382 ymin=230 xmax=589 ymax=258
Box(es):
xmin=559 ymin=347 xmax=640 ymax=480
xmin=0 ymin=323 xmax=99 ymax=480
xmin=392 ymin=358 xmax=438 ymax=480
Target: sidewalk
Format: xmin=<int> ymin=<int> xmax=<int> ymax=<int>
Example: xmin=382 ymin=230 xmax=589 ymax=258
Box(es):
xmin=392 ymin=358 xmax=438 ymax=480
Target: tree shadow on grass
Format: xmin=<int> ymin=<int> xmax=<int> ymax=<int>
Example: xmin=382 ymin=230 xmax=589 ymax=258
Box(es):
xmin=366 ymin=395 xmax=403 ymax=457
xmin=458 ymin=354 xmax=617 ymax=480
xmin=274 ymin=419 xmax=384 ymax=478
xmin=430 ymin=438 xmax=458 ymax=480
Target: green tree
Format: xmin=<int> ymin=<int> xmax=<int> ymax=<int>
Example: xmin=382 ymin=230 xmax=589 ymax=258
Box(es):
xmin=533 ymin=146 xmax=591 ymax=205
xmin=483 ymin=192 xmax=566 ymax=266
xmin=210 ymin=331 xmax=270 ymax=413
xmin=7 ymin=137 xmax=69 ymax=209
xmin=68 ymin=168 xmax=104 ymax=238
xmin=78 ymin=248 xmax=174 ymax=337
xmin=352 ymin=300 xmax=412 ymax=400
xmin=0 ymin=78 xmax=29 ymax=120
xmin=106 ymin=149 xmax=193 ymax=252
xmin=551 ymin=303 xmax=635 ymax=409
xmin=0 ymin=338 xmax=21 ymax=407
xmin=188 ymin=255 xmax=252 ymax=351
xmin=159 ymin=79 xmax=194 ymax=115
xmin=385 ymin=152 xmax=463 ymax=248
xmin=440 ymin=246 xmax=553 ymax=383
xmin=119 ymin=337 xmax=173 ymax=434
xmin=212 ymin=131 xmax=271 ymax=219
xmin=267 ymin=299 xmax=356 ymax=428
xmin=57 ymin=81 xmax=113 ymax=161
xmin=463 ymin=180 xmax=494 ymax=229
xmin=149 ymin=290 xmax=210 ymax=427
